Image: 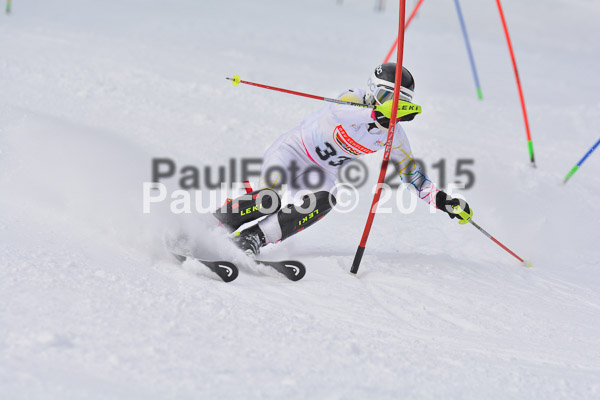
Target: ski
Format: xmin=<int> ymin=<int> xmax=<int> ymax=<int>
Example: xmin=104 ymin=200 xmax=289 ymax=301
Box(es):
xmin=166 ymin=235 xmax=304 ymax=282
xmin=171 ymin=251 xmax=239 ymax=283
xmin=254 ymin=259 xmax=306 ymax=281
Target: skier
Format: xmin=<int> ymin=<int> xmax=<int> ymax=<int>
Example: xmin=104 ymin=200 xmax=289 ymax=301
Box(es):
xmin=215 ymin=63 xmax=473 ymax=255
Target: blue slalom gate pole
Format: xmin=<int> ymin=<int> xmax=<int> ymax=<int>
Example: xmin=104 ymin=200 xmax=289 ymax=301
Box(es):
xmin=453 ymin=0 xmax=483 ymax=100
xmin=563 ymin=137 xmax=600 ymax=184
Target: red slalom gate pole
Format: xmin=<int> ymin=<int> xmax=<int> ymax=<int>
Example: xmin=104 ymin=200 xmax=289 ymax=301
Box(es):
xmin=383 ymin=0 xmax=424 ymax=63
xmin=496 ymin=0 xmax=536 ymax=167
xmin=351 ymin=0 xmax=407 ymax=275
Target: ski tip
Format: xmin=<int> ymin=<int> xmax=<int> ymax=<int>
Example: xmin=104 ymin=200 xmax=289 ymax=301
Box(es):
xmin=220 ymin=264 xmax=239 ymax=282
xmin=253 ymin=259 xmax=306 ymax=281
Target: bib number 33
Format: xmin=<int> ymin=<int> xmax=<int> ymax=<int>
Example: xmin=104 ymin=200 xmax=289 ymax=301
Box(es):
xmin=315 ymin=142 xmax=350 ymax=167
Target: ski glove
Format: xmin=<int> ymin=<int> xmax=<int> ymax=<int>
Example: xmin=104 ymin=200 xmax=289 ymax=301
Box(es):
xmin=435 ymin=191 xmax=473 ymax=225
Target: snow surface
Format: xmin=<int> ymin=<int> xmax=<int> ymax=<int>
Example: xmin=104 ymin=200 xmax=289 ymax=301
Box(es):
xmin=1 ymin=0 xmax=599 ymax=398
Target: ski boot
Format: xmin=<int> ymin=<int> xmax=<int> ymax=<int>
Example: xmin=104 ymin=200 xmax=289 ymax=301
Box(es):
xmin=233 ymin=224 xmax=266 ymax=255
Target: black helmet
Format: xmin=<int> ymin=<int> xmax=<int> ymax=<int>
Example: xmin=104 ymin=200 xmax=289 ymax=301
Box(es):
xmin=365 ymin=63 xmax=415 ymax=106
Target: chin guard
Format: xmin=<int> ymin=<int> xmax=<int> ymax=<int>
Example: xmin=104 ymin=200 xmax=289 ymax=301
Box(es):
xmin=375 ymin=99 xmax=422 ymax=120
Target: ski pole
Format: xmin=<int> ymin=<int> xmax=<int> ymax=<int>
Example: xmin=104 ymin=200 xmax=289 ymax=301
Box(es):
xmin=563 ymin=137 xmax=600 ymax=184
xmin=6 ymin=0 xmax=11 ymax=14
xmin=383 ymin=0 xmax=424 ymax=63
xmin=226 ymin=75 xmax=372 ymax=109
xmin=453 ymin=0 xmax=483 ymax=100
xmin=226 ymin=75 xmax=422 ymax=119
xmin=496 ymin=0 xmax=536 ymax=168
xmin=453 ymin=205 xmax=531 ymax=267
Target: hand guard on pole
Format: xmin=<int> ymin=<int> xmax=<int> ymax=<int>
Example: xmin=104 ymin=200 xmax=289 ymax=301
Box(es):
xmin=435 ymin=191 xmax=473 ymax=224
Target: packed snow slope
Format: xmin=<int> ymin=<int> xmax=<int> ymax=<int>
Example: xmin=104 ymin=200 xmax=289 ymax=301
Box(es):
xmin=1 ymin=0 xmax=599 ymax=398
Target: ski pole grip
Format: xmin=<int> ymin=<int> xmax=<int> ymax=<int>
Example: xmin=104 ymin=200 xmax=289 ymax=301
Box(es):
xmin=452 ymin=205 xmax=473 ymax=225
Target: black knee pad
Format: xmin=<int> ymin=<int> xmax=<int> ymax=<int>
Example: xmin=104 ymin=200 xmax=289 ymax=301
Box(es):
xmin=214 ymin=188 xmax=281 ymax=232
xmin=277 ymin=191 xmax=336 ymax=241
